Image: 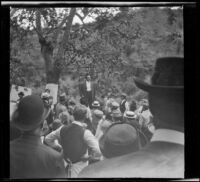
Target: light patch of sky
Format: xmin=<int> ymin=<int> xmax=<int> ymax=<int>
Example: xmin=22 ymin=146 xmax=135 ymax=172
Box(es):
xmin=11 ymin=6 xmax=182 ymax=29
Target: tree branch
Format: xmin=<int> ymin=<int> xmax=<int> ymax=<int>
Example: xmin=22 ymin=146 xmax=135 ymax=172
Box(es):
xmin=35 ymin=9 xmax=44 ymax=40
xmin=56 ymin=8 xmax=76 ymax=59
xmin=50 ymin=12 xmax=70 ymax=44
xmin=10 ymin=8 xmax=19 ymax=17
xmin=75 ymin=12 xmax=84 ymax=23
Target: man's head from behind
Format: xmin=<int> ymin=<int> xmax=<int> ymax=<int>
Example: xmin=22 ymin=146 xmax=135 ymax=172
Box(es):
xmin=73 ymin=105 xmax=87 ymax=122
xmin=11 ymin=95 xmax=50 ymax=134
xmin=99 ymin=123 xmax=139 ymax=158
xmin=149 ymin=92 xmax=184 ymax=129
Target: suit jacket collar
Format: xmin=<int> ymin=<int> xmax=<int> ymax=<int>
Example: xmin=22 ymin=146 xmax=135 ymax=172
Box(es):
xmin=151 ymin=129 xmax=184 ymax=145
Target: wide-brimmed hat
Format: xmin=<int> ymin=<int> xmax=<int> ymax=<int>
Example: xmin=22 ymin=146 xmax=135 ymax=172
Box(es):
xmin=92 ymin=101 xmax=100 ymax=107
xmin=18 ymin=91 xmax=24 ymax=97
xmin=134 ymin=57 xmax=184 ymax=93
xmin=12 ymin=95 xmax=50 ymax=131
xmin=99 ymin=123 xmax=139 ymax=158
xmin=124 ymin=111 xmax=137 ymax=119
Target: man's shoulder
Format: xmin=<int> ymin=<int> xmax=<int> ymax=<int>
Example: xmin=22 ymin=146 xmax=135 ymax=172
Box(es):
xmin=40 ymin=143 xmax=63 ymax=158
xmin=10 ymin=138 xmax=62 ymax=159
xmin=79 ymin=144 xmax=184 ymax=178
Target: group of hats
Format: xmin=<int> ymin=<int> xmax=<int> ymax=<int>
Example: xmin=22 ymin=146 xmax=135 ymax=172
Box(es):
xmin=101 ymin=57 xmax=184 ymax=158
xmin=10 ymin=57 xmax=183 ymax=137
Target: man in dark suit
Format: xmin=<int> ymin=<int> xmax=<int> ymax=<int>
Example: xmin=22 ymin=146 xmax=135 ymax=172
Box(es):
xmin=79 ymin=57 xmax=184 ymax=178
xmin=10 ymin=95 xmax=66 ymax=178
xmin=79 ymin=74 xmax=96 ymax=108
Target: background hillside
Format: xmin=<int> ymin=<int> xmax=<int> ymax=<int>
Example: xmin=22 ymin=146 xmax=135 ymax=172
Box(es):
xmin=10 ymin=7 xmax=183 ymax=101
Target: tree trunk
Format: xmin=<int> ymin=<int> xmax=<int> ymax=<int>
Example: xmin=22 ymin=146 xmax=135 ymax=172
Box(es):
xmin=39 ymin=37 xmax=59 ymax=83
xmin=52 ymin=8 xmax=76 ymax=83
xmin=36 ymin=8 xmax=76 ymax=84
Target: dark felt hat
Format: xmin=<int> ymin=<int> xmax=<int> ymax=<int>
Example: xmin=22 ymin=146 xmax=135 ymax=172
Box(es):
xmin=18 ymin=91 xmax=24 ymax=97
xmin=134 ymin=57 xmax=184 ymax=93
xmin=99 ymin=123 xmax=139 ymax=158
xmin=12 ymin=95 xmax=49 ymax=131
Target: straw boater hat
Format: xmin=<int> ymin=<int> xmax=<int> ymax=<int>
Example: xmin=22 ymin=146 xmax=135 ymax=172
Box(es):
xmin=12 ymin=95 xmax=50 ymax=131
xmin=92 ymin=101 xmax=100 ymax=107
xmin=134 ymin=57 xmax=184 ymax=94
xmin=124 ymin=111 xmax=137 ymax=119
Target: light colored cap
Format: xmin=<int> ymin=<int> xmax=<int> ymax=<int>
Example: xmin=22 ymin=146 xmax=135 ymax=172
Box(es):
xmin=124 ymin=111 xmax=137 ymax=119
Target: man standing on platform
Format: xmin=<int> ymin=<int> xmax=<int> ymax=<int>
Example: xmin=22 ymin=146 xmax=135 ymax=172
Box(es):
xmin=79 ymin=74 xmax=96 ymax=108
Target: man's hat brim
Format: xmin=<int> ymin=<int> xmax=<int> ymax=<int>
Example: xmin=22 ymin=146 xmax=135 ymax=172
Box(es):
xmin=12 ymin=108 xmax=50 ymax=131
xmin=134 ymin=77 xmax=184 ymax=93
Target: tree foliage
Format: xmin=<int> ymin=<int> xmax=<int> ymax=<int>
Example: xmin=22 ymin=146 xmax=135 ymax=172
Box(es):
xmin=10 ymin=7 xmax=183 ymax=98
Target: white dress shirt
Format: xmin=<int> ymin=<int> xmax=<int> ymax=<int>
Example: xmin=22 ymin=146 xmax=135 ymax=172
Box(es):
xmin=45 ymin=126 xmax=62 ymax=149
xmin=151 ymin=129 xmax=184 ymax=145
xmin=86 ymin=81 xmax=91 ymax=91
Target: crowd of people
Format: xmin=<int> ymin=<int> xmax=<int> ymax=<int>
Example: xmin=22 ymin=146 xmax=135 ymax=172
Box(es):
xmin=10 ymin=57 xmax=184 ymax=178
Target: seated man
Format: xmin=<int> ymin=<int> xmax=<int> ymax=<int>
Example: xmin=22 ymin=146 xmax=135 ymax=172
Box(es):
xmin=79 ymin=57 xmax=184 ymax=178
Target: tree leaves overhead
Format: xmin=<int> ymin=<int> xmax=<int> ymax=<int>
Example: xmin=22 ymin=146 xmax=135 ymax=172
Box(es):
xmin=10 ymin=7 xmax=183 ymax=94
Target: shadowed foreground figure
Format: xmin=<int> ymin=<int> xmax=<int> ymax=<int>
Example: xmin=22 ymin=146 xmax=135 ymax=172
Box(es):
xmin=79 ymin=57 xmax=184 ymax=178
xmin=10 ymin=95 xmax=66 ymax=178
